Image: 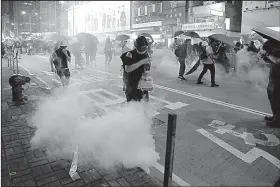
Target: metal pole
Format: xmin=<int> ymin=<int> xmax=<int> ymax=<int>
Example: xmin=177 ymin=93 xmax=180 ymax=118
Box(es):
xmin=73 ymin=2 xmax=75 ymax=36
xmin=4 ymin=14 xmax=6 ymax=37
xmin=55 ymin=1 xmax=57 ymax=33
xmin=29 ymin=15 xmax=32 ymax=35
xmin=163 ymin=113 xmax=177 ymax=187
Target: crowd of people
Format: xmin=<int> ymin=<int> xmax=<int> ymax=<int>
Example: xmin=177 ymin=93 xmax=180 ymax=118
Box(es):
xmin=2 ymin=30 xmax=279 ymax=128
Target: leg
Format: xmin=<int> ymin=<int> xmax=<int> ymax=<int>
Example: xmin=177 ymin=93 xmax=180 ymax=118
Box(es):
xmin=209 ymin=64 xmax=216 ymax=85
xmin=178 ymin=59 xmax=186 ymax=77
xmin=85 ymin=53 xmax=89 ymax=64
xmin=197 ymin=64 xmax=208 ymax=82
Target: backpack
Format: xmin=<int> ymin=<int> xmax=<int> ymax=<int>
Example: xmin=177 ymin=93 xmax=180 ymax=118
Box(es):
xmin=199 ymin=46 xmax=208 ymax=60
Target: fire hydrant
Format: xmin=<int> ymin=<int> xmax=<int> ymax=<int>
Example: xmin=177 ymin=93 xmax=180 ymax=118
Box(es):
xmin=9 ymin=74 xmax=31 ymax=104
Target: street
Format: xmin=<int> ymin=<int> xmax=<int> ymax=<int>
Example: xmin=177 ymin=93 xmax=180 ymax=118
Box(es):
xmin=13 ymin=52 xmax=280 ymax=186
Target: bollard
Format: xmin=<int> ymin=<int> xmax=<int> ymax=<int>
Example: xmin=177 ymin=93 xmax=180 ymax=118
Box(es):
xmin=163 ymin=113 xmax=177 ymax=187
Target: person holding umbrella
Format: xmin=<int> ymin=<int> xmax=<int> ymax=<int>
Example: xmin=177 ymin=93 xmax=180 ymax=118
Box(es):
xmin=260 ymin=39 xmax=280 ymax=127
xmin=197 ymin=40 xmax=219 ymax=87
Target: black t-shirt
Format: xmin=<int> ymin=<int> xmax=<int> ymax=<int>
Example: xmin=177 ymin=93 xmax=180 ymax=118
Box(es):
xmin=120 ymin=49 xmax=148 ymax=88
xmin=54 ymin=48 xmax=71 ymax=68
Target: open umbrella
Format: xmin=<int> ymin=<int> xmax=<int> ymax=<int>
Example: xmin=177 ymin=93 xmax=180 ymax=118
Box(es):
xmin=116 ymin=34 xmax=130 ymax=41
xmin=184 ymin=31 xmax=200 ymax=38
xmin=185 ymin=56 xmax=200 ymax=75
xmin=174 ymin=31 xmax=184 ymax=38
xmin=43 ymin=33 xmax=67 ymax=42
xmin=252 ymin=27 xmax=280 ymax=42
xmin=76 ymin=33 xmax=99 ymax=45
xmin=208 ymin=34 xmax=237 ymax=48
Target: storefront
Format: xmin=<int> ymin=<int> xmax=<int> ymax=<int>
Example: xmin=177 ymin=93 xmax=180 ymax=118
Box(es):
xmin=241 ymin=1 xmax=280 ymax=43
xmin=68 ymin=1 xmax=131 ymax=40
xmin=183 ymin=2 xmax=241 ymax=38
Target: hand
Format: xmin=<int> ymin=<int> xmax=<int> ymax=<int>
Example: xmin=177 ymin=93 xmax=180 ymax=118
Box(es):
xmin=142 ymin=58 xmax=151 ymax=65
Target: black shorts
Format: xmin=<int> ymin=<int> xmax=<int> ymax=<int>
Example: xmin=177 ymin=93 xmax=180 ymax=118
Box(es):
xmin=57 ymin=68 xmax=70 ymax=79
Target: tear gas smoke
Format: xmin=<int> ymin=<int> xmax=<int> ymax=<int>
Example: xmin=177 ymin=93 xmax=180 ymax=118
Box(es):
xmin=29 ymin=88 xmax=160 ymax=173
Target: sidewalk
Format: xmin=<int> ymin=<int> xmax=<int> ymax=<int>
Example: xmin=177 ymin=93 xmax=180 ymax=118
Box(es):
xmin=1 ymin=62 xmax=162 ymax=187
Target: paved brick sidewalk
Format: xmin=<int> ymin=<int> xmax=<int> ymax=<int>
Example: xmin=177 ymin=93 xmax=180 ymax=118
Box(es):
xmin=1 ymin=62 xmax=162 ymax=187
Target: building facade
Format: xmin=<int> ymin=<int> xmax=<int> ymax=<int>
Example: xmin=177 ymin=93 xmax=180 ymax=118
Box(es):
xmin=39 ymin=1 xmax=61 ymax=33
xmin=241 ymin=1 xmax=280 ymax=40
xmin=182 ymin=1 xmax=242 ymax=37
xmin=1 ymin=1 xmax=14 ymax=37
xmin=13 ymin=1 xmax=40 ymax=36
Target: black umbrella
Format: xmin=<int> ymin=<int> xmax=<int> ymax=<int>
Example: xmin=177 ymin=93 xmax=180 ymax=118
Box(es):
xmin=76 ymin=33 xmax=99 ymax=45
xmin=184 ymin=31 xmax=200 ymax=38
xmin=174 ymin=31 xmax=184 ymax=38
xmin=252 ymin=27 xmax=280 ymax=42
xmin=116 ymin=34 xmax=130 ymax=41
xmin=140 ymin=33 xmax=154 ymax=44
xmin=208 ymin=34 xmax=237 ymax=48
xmin=185 ymin=57 xmax=200 ymax=75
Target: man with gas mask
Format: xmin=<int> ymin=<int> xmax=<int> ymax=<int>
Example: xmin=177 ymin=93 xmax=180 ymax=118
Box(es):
xmin=260 ymin=40 xmax=280 ymax=127
xmin=120 ymin=36 xmax=151 ymax=102
xmin=50 ymin=40 xmax=72 ymax=87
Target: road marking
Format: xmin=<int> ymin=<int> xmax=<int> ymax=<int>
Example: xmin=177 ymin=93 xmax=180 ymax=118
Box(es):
xmin=152 ymin=162 xmax=191 ymax=186
xmin=209 ymin=120 xmax=280 ymax=147
xmin=197 ymin=128 xmax=280 ymax=169
xmin=90 ymin=69 xmax=271 ymax=117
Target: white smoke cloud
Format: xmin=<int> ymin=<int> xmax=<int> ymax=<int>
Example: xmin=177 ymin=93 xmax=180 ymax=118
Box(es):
xmin=29 ymin=87 xmax=160 ymax=173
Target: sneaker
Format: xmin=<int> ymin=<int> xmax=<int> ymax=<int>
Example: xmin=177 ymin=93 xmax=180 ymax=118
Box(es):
xmin=264 ymin=115 xmax=275 ymax=122
xmin=178 ymin=76 xmax=187 ymax=81
xmin=211 ymin=83 xmax=219 ymax=87
xmin=266 ymin=120 xmax=280 ymax=128
xmin=197 ymin=81 xmax=203 ymax=84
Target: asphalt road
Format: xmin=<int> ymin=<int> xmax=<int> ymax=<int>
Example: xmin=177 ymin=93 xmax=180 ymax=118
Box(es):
xmin=16 ymin=52 xmax=280 ymax=186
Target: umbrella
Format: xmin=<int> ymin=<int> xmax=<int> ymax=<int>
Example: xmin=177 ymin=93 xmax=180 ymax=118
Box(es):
xmin=252 ymin=27 xmax=280 ymax=42
xmin=65 ymin=36 xmax=79 ymax=45
xmin=184 ymin=31 xmax=200 ymax=38
xmin=174 ymin=31 xmax=184 ymax=38
xmin=140 ymin=33 xmax=154 ymax=44
xmin=185 ymin=56 xmax=200 ymax=75
xmin=43 ymin=33 xmax=67 ymax=42
xmin=76 ymin=33 xmax=99 ymax=45
xmin=208 ymin=34 xmax=237 ymax=48
xmin=116 ymin=34 xmax=130 ymax=41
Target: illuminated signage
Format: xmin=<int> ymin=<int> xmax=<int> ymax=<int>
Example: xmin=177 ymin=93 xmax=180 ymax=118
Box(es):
xmin=132 ymin=21 xmax=162 ymax=29
xmin=182 ymin=22 xmax=215 ymax=31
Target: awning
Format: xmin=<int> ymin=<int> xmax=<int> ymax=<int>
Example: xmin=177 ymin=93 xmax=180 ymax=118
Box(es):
xmin=162 ymin=19 xmax=177 ymax=26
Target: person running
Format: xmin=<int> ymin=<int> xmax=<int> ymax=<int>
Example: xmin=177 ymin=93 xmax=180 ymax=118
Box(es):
xmin=84 ymin=40 xmax=97 ymax=67
xmin=50 ymin=40 xmax=71 ymax=87
xmin=197 ymin=40 xmax=219 ymax=87
xmin=104 ymin=37 xmax=113 ymax=66
xmin=120 ymin=36 xmax=151 ymax=102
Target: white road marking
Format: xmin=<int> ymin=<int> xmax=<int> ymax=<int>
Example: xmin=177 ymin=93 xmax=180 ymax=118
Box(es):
xmin=197 ymin=128 xmax=280 ymax=169
xmin=209 ymin=120 xmax=280 ymax=147
xmin=90 ymin=69 xmax=271 ymax=117
xmin=152 ymin=162 xmax=191 ymax=186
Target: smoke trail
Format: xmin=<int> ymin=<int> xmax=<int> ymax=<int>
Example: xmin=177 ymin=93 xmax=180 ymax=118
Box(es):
xmin=29 ymin=88 xmax=160 ymax=173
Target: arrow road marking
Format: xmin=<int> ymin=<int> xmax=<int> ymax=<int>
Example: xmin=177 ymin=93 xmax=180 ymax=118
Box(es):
xmin=197 ymin=128 xmax=280 ymax=169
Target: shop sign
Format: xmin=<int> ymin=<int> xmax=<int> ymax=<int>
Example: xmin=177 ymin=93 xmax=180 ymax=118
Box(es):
xmin=132 ymin=21 xmax=162 ymax=29
xmin=182 ymin=22 xmax=215 ymax=31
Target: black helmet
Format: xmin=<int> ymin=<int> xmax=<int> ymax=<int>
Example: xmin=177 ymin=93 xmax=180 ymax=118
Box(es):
xmin=134 ymin=35 xmax=148 ymax=48
xmin=134 ymin=35 xmax=148 ymax=54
